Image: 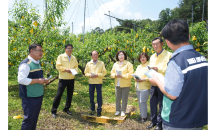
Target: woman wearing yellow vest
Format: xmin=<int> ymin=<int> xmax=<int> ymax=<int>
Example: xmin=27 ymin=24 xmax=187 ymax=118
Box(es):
xmin=111 ymin=51 xmax=133 ymax=116
xmin=133 ymin=52 xmax=151 ymax=123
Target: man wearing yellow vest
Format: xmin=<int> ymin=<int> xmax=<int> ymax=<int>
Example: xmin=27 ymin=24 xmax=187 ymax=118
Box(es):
xmin=84 ymin=51 xmax=107 ymax=117
xmin=147 ymin=37 xmax=172 ymax=130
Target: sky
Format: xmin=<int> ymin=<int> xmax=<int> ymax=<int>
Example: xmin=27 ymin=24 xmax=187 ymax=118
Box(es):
xmin=8 ymin=0 xmax=181 ymax=35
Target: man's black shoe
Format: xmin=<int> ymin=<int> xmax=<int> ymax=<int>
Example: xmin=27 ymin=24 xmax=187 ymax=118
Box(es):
xmin=63 ymin=110 xmax=72 ymax=115
xmin=154 ymin=126 xmax=162 ymax=130
xmin=146 ymin=123 xmax=156 ymax=129
xmin=89 ymin=111 xmax=95 ymax=115
xmin=52 ymin=113 xmax=57 ymax=118
xmin=136 ymin=117 xmax=142 ymax=121
xmin=97 ymin=112 xmax=101 ymax=117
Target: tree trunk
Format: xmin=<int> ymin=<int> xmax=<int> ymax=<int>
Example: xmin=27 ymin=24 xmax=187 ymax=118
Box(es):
xmin=78 ymin=65 xmax=85 ymax=75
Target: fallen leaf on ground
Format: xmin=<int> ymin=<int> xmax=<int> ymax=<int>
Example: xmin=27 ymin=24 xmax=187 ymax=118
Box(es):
xmin=13 ymin=115 xmax=23 ymax=119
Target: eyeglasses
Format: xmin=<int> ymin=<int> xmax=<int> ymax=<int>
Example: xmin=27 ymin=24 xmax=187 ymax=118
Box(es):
xmin=34 ymin=49 xmax=43 ymax=52
xmin=118 ymin=54 xmax=124 ymax=57
xmin=66 ymin=48 xmax=73 ymax=50
xmin=152 ymin=42 xmax=160 ymax=46
xmin=140 ymin=56 xmax=146 ymax=59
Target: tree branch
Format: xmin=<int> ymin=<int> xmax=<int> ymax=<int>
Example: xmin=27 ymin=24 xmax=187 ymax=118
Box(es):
xmin=109 ymin=55 xmax=116 ymax=63
xmin=44 ymin=75 xmax=58 ymax=87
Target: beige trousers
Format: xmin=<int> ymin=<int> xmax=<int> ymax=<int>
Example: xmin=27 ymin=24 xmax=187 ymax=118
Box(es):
xmin=115 ymin=87 xmax=130 ymax=112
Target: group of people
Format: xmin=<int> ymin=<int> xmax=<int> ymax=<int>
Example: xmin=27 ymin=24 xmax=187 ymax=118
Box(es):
xmin=18 ymin=19 xmax=208 ymax=130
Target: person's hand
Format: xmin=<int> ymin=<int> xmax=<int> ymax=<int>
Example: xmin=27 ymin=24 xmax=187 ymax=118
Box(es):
xmin=44 ymin=78 xmax=49 ymax=84
xmin=90 ymin=74 xmax=98 ymax=78
xmin=150 ymin=67 xmax=158 ymax=72
xmin=94 ymin=74 xmax=98 ymax=78
xmin=117 ymin=75 xmax=123 ymax=78
xmin=64 ymin=69 xmax=71 ymax=73
xmin=134 ymin=78 xmax=143 ymax=82
xmin=137 ymin=79 xmax=144 ymax=82
xmin=38 ymin=78 xmax=46 ymax=84
xmin=149 ymin=74 xmax=159 ymax=86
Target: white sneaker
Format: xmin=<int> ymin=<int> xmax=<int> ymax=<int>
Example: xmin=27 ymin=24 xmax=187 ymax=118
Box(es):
xmin=115 ymin=111 xmax=120 ymax=115
xmin=121 ymin=111 xmax=125 ymax=116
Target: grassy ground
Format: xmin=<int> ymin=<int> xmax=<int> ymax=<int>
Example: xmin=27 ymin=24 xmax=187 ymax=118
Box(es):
xmin=8 ymin=69 xmax=208 ymax=130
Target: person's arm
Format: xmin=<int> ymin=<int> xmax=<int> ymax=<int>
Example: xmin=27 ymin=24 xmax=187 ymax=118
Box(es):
xmin=135 ymin=78 xmax=148 ymax=82
xmin=56 ymin=55 xmax=68 ymax=72
xmin=149 ymin=60 xmax=184 ymax=100
xmin=150 ymin=67 xmax=158 ymax=72
xmin=110 ymin=64 xmax=116 ymax=79
xmin=18 ymin=63 xmax=32 ymax=85
xmin=133 ymin=66 xmax=143 ymax=82
xmin=149 ymin=75 xmax=177 ymax=100
xmin=30 ymin=78 xmax=48 ymax=85
xmin=73 ymin=57 xmax=79 ymax=73
xmin=18 ymin=63 xmax=48 ymax=85
xmin=121 ymin=62 xmax=133 ymax=79
xmin=84 ymin=63 xmax=91 ymax=77
xmin=97 ymin=62 xmax=107 ymax=78
xmin=159 ymin=53 xmax=172 ymax=75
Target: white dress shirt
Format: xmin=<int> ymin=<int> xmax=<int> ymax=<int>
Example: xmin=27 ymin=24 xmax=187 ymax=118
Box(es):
xmin=117 ymin=61 xmax=123 ymax=86
xmin=18 ymin=55 xmax=40 ymax=85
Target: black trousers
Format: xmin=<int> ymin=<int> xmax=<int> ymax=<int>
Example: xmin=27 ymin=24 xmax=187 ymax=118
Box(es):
xmin=51 ymin=79 xmax=74 ymax=114
xmin=150 ymin=85 xmax=163 ymax=127
xmin=89 ymin=84 xmax=102 ymax=112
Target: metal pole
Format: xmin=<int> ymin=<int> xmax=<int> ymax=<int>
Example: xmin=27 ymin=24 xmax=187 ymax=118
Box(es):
xmin=43 ymin=0 xmax=44 ymax=12
xmin=82 ymin=0 xmax=86 ymax=68
xmin=202 ymin=0 xmax=205 ymax=21
xmin=81 ymin=26 xmax=84 ymax=34
xmin=83 ymin=0 xmax=86 ymax=44
xmin=109 ymin=11 xmax=112 ymax=32
xmin=45 ymin=0 xmax=48 ymax=33
xmin=81 ymin=25 xmax=84 ymax=67
xmin=206 ymin=20 xmax=208 ymax=30
xmin=72 ymin=22 xmax=73 ymax=33
xmin=45 ymin=0 xmax=47 ymax=16
xmin=192 ymin=5 xmax=193 ymax=25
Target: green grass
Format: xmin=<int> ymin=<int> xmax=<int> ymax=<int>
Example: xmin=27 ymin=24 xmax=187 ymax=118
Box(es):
xmin=8 ymin=70 xmax=208 ymax=130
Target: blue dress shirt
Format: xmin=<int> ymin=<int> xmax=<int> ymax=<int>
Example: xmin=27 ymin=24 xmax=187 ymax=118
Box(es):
xmin=67 ymin=55 xmax=71 ymax=61
xmin=164 ymin=45 xmax=194 ymax=97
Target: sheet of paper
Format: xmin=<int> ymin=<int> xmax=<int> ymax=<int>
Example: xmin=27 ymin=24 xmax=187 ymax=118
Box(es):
xmin=47 ymin=75 xmax=52 ymax=79
xmin=155 ymin=73 xmax=165 ymax=84
xmin=131 ymin=74 xmax=141 ymax=80
xmin=91 ymin=72 xmax=96 ymax=76
xmin=116 ymin=70 xmax=122 ymax=76
xmin=144 ymin=69 xmax=164 ymax=84
xmin=70 ymin=69 xmax=78 ymax=75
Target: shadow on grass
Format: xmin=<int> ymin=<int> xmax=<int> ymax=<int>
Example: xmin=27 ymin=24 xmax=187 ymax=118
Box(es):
xmin=8 ymin=85 xmax=20 ymax=100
